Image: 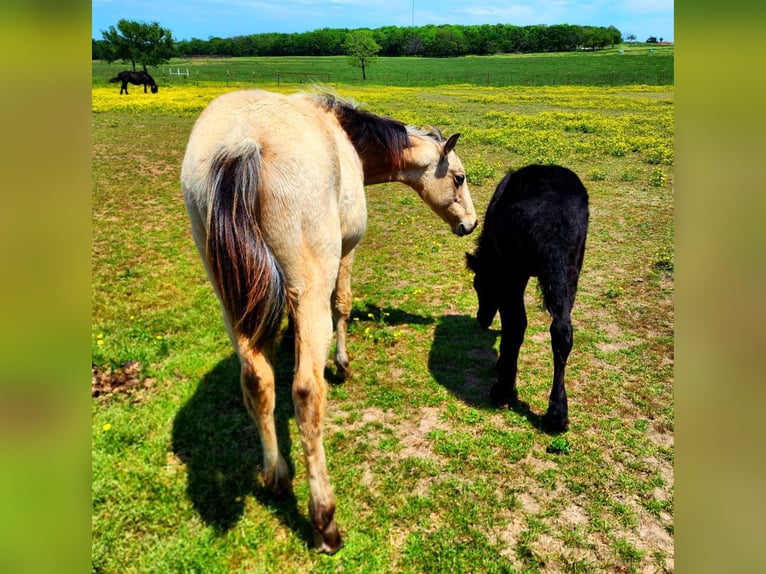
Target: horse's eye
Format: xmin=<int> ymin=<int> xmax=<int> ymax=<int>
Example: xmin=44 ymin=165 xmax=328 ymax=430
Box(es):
xmin=454 ymin=174 xmax=465 ymax=187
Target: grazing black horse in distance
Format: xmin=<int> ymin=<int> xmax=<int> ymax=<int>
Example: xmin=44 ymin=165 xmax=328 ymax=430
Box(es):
xmin=466 ymin=164 xmax=589 ymax=432
xmin=109 ymin=70 xmax=158 ymax=95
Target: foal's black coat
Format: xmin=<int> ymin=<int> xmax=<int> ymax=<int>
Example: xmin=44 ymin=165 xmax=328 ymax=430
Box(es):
xmin=109 ymin=70 xmax=158 ymax=95
xmin=466 ymin=165 xmax=589 ymax=432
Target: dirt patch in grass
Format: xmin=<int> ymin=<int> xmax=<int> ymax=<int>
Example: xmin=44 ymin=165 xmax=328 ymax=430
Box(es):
xmin=92 ymin=361 xmax=155 ymax=397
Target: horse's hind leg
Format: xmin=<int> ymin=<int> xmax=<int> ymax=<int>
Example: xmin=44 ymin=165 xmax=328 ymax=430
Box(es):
xmin=492 ymin=275 xmax=528 ymax=406
xmin=237 ymin=335 xmax=291 ymax=494
xmin=291 ymin=286 xmax=343 ymax=554
xmin=332 ymin=249 xmax=355 ymax=380
xmin=542 ymin=291 xmax=574 ymax=433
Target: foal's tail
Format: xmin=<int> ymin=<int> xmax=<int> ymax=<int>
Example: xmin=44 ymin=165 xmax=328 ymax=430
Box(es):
xmin=108 ymin=76 xmax=120 ymax=83
xmin=206 ymin=141 xmax=286 ymax=349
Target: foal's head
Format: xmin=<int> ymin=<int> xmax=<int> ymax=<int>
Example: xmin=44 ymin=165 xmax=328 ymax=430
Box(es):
xmin=405 ymin=131 xmax=477 ymax=237
xmin=465 ymin=250 xmax=499 ymax=329
xmin=151 ymin=84 xmax=159 ymax=94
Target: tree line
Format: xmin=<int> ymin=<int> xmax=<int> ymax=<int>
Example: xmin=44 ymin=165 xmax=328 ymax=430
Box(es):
xmin=93 ymin=22 xmax=623 ymax=61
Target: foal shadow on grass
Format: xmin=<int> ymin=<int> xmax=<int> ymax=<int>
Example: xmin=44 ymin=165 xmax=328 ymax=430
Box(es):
xmin=428 ymin=314 xmax=547 ymax=431
xmin=171 ymin=338 xmax=314 ymax=546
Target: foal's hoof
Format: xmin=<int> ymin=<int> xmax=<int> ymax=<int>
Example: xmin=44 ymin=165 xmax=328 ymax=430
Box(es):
xmin=489 ymin=383 xmax=518 ymax=407
xmin=542 ymin=409 xmax=569 ymax=433
xmin=314 ymin=522 xmax=344 ymax=555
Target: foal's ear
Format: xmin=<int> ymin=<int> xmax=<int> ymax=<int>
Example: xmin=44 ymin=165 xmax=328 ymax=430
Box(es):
xmin=442 ymin=133 xmax=461 ymax=158
xmin=465 ymin=251 xmax=478 ymax=271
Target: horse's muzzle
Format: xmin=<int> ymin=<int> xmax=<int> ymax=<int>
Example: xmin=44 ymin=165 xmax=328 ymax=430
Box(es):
xmin=456 ymin=220 xmax=478 ymax=237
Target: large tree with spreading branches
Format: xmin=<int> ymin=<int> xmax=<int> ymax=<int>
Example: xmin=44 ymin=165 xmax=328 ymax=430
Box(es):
xmin=101 ymin=19 xmax=175 ymax=71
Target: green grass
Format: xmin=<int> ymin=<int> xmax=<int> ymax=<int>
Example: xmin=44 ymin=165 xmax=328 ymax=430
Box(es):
xmin=92 ymin=79 xmax=673 ymax=572
xmin=92 ymin=43 xmax=673 ymax=88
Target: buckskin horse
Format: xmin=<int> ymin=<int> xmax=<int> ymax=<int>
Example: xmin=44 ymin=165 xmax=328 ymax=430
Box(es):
xmin=109 ymin=70 xmax=158 ymax=94
xmin=181 ymin=89 xmax=477 ymax=553
xmin=466 ymin=164 xmax=589 ymax=432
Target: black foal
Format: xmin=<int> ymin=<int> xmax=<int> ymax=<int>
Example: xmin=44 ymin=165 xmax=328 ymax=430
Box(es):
xmin=466 ymin=164 xmax=589 ymax=432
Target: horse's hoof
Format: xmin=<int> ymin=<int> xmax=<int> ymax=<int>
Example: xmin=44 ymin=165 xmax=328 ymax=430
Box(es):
xmin=489 ymin=383 xmax=517 ymax=407
xmin=263 ymin=459 xmax=292 ymax=496
xmin=314 ymin=522 xmax=344 ymax=555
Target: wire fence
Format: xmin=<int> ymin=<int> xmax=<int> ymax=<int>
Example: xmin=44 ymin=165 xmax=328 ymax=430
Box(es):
xmin=157 ymin=67 xmax=672 ymax=87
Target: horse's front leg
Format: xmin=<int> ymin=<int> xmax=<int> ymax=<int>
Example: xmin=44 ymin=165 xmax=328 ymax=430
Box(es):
xmin=332 ymin=248 xmax=355 ymax=380
xmin=291 ymin=286 xmax=343 ymax=554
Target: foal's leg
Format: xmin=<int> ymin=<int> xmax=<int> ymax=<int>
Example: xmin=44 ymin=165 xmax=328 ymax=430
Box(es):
xmin=543 ymin=295 xmax=574 ymax=432
xmin=291 ymin=287 xmax=343 ymax=554
xmin=491 ymin=275 xmax=529 ymax=406
xmin=237 ymin=335 xmax=291 ymax=494
xmin=332 ymin=249 xmax=355 ymax=380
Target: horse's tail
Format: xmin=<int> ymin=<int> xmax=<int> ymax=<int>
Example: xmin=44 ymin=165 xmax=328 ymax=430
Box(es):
xmin=108 ymin=76 xmax=120 ymax=83
xmin=206 ymin=141 xmax=285 ymax=348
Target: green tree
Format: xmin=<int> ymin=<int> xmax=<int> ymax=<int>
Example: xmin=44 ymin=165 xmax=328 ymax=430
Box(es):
xmin=344 ymin=30 xmax=380 ymax=80
xmin=101 ymin=19 xmax=175 ymax=71
xmin=424 ymin=25 xmax=467 ymax=57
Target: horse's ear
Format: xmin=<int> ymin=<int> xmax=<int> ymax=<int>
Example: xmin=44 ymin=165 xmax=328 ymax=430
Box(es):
xmin=442 ymin=133 xmax=461 ymax=157
xmin=429 ymin=126 xmax=443 ymax=140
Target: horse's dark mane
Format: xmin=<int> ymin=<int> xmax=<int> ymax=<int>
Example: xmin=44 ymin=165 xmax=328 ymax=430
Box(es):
xmin=316 ymin=93 xmax=423 ymax=171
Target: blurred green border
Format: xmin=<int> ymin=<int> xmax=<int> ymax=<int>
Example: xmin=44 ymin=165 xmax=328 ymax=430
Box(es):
xmin=676 ymin=2 xmax=766 ymax=572
xmin=0 ymin=2 xmax=91 ymax=573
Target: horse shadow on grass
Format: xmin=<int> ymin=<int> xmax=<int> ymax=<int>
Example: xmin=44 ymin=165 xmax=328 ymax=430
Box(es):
xmin=427 ymin=313 xmax=547 ymax=431
xmin=171 ymin=336 xmax=314 ymax=547
xmin=171 ymin=305 xmax=435 ymax=546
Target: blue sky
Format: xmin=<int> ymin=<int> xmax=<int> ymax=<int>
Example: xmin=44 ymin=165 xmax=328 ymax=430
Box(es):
xmin=92 ymin=0 xmax=673 ymax=44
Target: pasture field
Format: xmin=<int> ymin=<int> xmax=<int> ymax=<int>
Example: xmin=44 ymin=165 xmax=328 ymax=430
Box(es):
xmin=92 ymin=44 xmax=673 ymax=88
xmin=92 ymin=82 xmax=673 ymax=572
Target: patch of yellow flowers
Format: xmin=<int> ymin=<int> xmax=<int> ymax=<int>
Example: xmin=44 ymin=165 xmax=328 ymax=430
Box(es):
xmin=92 ymin=85 xmax=243 ymax=117
xmin=92 ymin=83 xmax=672 ymax=168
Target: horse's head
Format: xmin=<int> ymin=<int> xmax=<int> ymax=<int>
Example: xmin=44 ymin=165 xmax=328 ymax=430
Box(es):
xmin=151 ymin=84 xmax=159 ymax=94
xmin=465 ymin=251 xmax=498 ymax=329
xmin=405 ymin=132 xmax=477 ymax=237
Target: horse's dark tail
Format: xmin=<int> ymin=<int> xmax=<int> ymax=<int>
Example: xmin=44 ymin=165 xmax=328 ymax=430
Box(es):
xmin=206 ymin=141 xmax=286 ymax=349
xmin=108 ymin=76 xmax=120 ymax=83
